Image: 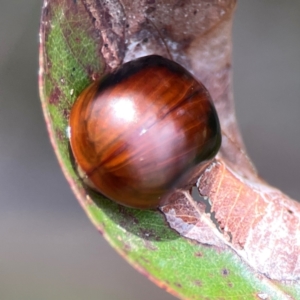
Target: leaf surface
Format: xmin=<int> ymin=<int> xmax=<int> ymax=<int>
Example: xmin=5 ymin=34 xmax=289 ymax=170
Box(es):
xmin=39 ymin=0 xmax=300 ymax=298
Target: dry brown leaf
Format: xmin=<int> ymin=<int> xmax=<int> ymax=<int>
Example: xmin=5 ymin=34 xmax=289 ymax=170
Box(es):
xmin=162 ymin=158 xmax=300 ymax=281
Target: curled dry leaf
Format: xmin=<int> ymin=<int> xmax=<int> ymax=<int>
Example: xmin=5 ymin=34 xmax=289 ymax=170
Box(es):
xmin=39 ymin=0 xmax=300 ymax=298
xmin=162 ymin=159 xmax=300 ymax=281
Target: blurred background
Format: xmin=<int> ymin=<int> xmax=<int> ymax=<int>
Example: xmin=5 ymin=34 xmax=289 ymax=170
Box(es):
xmin=0 ymin=1 xmax=299 ymax=299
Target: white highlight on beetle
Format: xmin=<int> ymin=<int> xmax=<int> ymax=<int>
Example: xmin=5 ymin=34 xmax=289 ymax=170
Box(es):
xmin=111 ymin=98 xmax=136 ymax=123
xmin=139 ymin=128 xmax=147 ymax=136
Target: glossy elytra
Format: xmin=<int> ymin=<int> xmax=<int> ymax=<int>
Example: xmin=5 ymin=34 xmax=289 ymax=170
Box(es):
xmin=69 ymin=55 xmax=221 ymax=209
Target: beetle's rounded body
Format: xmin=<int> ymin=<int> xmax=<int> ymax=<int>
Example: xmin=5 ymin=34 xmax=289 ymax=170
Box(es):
xmin=69 ymin=55 xmax=221 ymax=209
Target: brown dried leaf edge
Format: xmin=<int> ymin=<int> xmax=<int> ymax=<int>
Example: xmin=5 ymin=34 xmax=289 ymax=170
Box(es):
xmin=161 ymin=158 xmax=300 ymax=281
